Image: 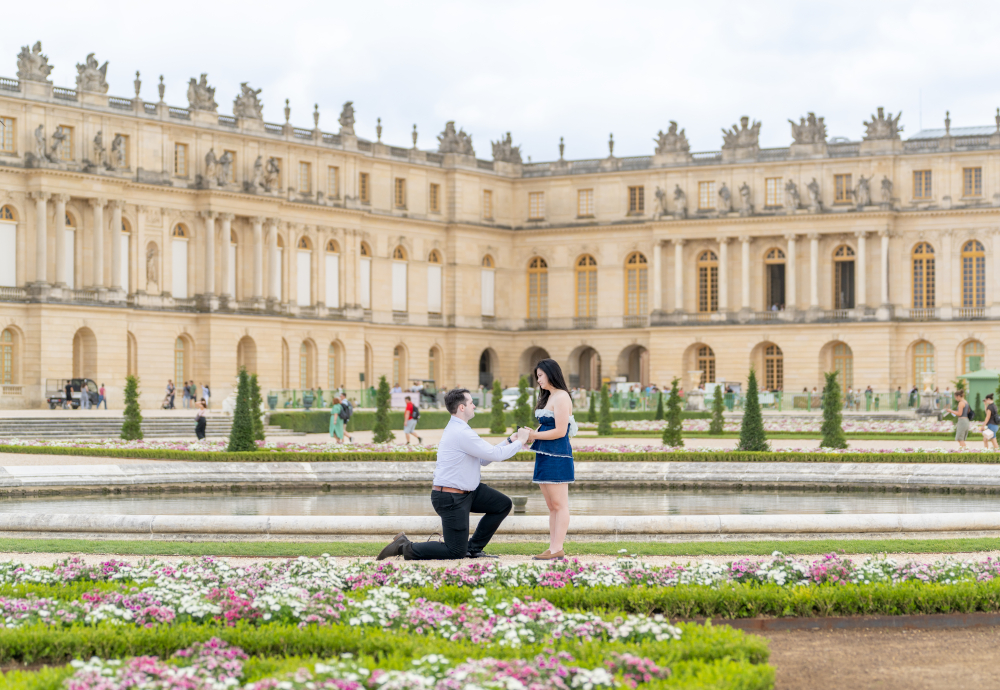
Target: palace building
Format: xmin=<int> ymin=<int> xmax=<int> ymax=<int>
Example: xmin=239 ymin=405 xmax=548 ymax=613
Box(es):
xmin=0 ymin=42 xmax=997 ymax=408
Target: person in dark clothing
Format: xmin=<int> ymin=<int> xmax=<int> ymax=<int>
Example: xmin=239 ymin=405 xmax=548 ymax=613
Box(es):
xmin=64 ymin=382 xmax=73 ymax=409
xmin=983 ymin=394 xmax=999 ymax=451
xmin=194 ymin=400 xmax=207 ymax=440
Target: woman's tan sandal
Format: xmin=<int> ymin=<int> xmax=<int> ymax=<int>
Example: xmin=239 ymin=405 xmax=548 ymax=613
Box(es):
xmin=532 ymin=549 xmax=565 ymax=561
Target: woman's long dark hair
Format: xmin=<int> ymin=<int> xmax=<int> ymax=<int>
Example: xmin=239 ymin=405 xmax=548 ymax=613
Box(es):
xmin=534 ymin=358 xmax=570 ymax=409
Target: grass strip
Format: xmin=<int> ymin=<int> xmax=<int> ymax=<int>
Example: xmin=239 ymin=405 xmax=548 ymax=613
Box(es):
xmin=2 ymin=536 xmax=1000 ymax=558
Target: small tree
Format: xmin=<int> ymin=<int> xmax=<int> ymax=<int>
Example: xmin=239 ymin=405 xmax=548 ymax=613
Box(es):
xmin=654 ymin=392 xmax=664 ymax=421
xmin=120 ymin=375 xmax=143 ymax=440
xmin=249 ymin=373 xmax=265 ymax=442
xmin=371 ymin=375 xmax=393 ymax=443
xmin=820 ymin=371 xmax=847 ymax=449
xmin=953 ymin=377 xmax=967 ymax=397
xmin=490 ymin=379 xmax=507 ymax=434
xmin=994 ymin=375 xmax=1000 ymax=412
xmin=662 ymin=378 xmax=683 ymax=447
xmin=975 ymin=392 xmax=985 ymax=422
xmin=587 ymin=390 xmax=597 ymax=423
xmin=227 ymin=369 xmax=257 ymax=452
xmin=736 ymin=368 xmax=770 ymax=452
xmin=514 ymin=375 xmax=532 ymax=428
xmin=709 ymin=386 xmax=725 ymax=435
xmin=597 ymin=383 xmax=613 ymax=436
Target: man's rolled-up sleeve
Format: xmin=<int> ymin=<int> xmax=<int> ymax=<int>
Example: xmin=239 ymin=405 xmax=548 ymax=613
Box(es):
xmin=452 ymin=427 xmax=523 ymax=465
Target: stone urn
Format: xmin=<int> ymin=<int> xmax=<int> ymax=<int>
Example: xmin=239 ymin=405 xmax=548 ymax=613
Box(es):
xmin=685 ymin=370 xmax=706 ymax=411
xmin=303 ymin=393 xmax=315 ymax=411
xmin=916 ymin=371 xmax=937 ymax=416
xmin=511 ymin=496 xmax=528 ymax=513
xmin=267 ymin=393 xmax=278 ymax=410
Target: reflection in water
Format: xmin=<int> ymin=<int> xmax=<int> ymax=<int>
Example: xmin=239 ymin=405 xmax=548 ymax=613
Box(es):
xmin=0 ymin=487 xmax=998 ymax=517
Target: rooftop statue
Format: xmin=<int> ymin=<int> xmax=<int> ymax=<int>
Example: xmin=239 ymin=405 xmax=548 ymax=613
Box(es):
xmin=17 ymin=41 xmax=52 ymax=83
xmin=187 ymin=74 xmax=218 ymax=112
xmin=739 ymin=182 xmax=754 ymax=215
xmin=673 ymin=184 xmax=688 ymax=219
xmin=789 ymin=112 xmax=827 ymax=144
xmin=437 ymin=121 xmax=475 ymax=156
xmin=248 ymin=155 xmax=265 ymax=192
xmin=863 ymin=107 xmax=903 ymax=140
xmin=33 ymin=124 xmax=47 ymax=160
xmin=110 ymin=133 xmax=126 ymax=169
xmin=722 ymin=116 xmax=761 ymax=149
xmin=204 ymin=149 xmax=218 ymax=185
xmin=339 ymin=101 xmax=355 ymax=136
xmin=807 ymin=177 xmax=822 ymax=212
xmin=217 ymin=151 xmax=233 ymax=186
xmin=263 ymin=157 xmax=280 ymax=192
xmin=92 ymin=130 xmax=105 ymax=166
xmin=653 ymin=186 xmax=670 ymax=219
xmin=75 ymin=53 xmax=109 ymax=93
xmin=881 ymin=176 xmax=893 ymax=204
xmin=491 ymin=132 xmax=522 ymax=164
xmin=718 ymin=183 xmax=733 ymax=213
xmin=853 ymin=174 xmax=872 ymax=208
xmin=785 ymin=179 xmax=800 ymax=210
xmin=49 ymin=126 xmax=68 ymax=161
xmin=653 ymin=121 xmax=690 ymax=154
xmin=233 ymin=82 xmax=263 ymax=120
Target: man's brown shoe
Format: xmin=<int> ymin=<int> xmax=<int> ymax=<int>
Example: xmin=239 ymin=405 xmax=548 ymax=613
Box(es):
xmin=532 ymin=549 xmax=565 ymax=561
xmin=377 ymin=532 xmax=411 ymax=560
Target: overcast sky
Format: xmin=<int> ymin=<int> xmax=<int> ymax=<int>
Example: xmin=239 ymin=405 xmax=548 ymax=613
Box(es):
xmin=4 ymin=0 xmax=998 ymax=161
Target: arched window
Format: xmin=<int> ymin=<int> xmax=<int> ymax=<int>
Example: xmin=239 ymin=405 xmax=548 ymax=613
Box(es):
xmin=833 ymin=245 xmax=856 ymax=309
xmin=393 ymin=345 xmax=407 ymax=387
xmin=481 ymin=255 xmax=495 ymax=317
xmin=392 ymin=245 xmax=408 ymax=312
xmin=963 ymin=340 xmax=985 ymax=374
xmin=360 ymin=242 xmax=370 ymax=257
xmin=913 ymin=341 xmax=934 ymax=380
xmin=527 ymin=257 xmax=548 ymax=321
xmin=0 ymin=206 xmax=16 ymax=288
xmin=697 ymin=250 xmax=718 ymax=313
xmin=962 ymin=240 xmax=986 ymax=308
xmin=764 ymin=344 xmax=783 ymax=391
xmin=912 ymin=242 xmax=935 ymax=309
xmin=359 ymin=241 xmax=371 ymax=309
xmin=325 ymin=239 xmax=340 ymax=308
xmin=296 ymin=235 xmax=312 ymax=307
xmin=171 ymin=224 xmax=189 ymax=299
xmin=764 ymin=248 xmax=786 ymax=310
xmin=833 ymin=343 xmax=853 ymax=391
xmin=174 ymin=337 xmax=187 ymax=384
xmin=299 ymin=342 xmax=313 ymax=388
xmin=575 ymin=254 xmax=597 ymax=318
xmin=0 ymin=329 xmax=15 ymax=384
xmin=697 ymin=345 xmax=715 ymax=385
xmin=0 ymin=206 xmax=13 ymax=220
xmin=624 ymin=252 xmax=648 ymax=317
xmin=427 ymin=249 xmax=442 ymax=314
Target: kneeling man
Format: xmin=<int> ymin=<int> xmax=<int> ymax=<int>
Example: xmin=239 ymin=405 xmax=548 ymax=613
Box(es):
xmin=378 ymin=388 xmax=528 ymax=560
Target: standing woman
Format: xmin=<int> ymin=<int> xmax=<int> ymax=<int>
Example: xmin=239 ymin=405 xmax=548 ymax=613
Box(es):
xmin=194 ymin=400 xmax=208 ymax=440
xmin=526 ymin=358 xmax=577 ymax=560
xmin=330 ymin=395 xmax=346 ymax=443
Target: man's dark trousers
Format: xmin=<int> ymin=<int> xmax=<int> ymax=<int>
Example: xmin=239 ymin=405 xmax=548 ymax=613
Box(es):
xmin=407 ymin=483 xmax=512 ymax=559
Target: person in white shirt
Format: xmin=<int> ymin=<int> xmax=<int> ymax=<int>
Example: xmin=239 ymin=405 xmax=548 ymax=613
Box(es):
xmin=378 ymin=388 xmax=530 ymax=560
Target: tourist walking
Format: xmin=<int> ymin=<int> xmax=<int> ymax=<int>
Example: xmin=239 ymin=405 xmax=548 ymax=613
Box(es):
xmin=64 ymin=381 xmax=73 ymax=409
xmin=203 ymin=383 xmax=211 ymax=408
xmin=80 ymin=383 xmax=91 ymax=409
xmin=166 ymin=380 xmax=175 ymax=409
xmin=330 ymin=395 xmax=346 ymax=443
xmin=377 ymin=388 xmax=529 ymax=561
xmin=182 ymin=381 xmax=191 ymax=409
xmin=945 ymin=390 xmax=973 ymax=448
xmin=526 ymin=358 xmax=577 ymax=561
xmin=404 ymin=395 xmax=423 ymax=444
xmin=98 ymin=383 xmax=107 ymax=409
xmin=983 ymin=394 xmax=1000 ymax=450
xmin=194 ymin=400 xmax=207 ymax=440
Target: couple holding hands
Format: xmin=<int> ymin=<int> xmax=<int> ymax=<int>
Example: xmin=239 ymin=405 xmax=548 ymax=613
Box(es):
xmin=378 ymin=359 xmax=577 ymax=561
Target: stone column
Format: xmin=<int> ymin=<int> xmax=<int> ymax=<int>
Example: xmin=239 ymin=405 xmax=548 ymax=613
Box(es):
xmin=673 ymin=239 xmax=685 ymax=312
xmin=652 ymin=240 xmax=662 ymax=312
xmin=880 ymin=229 xmax=890 ymax=305
xmin=52 ymin=194 xmax=69 ymax=286
xmin=855 ymin=231 xmax=867 ymax=308
xmin=31 ymin=192 xmax=49 ymax=285
xmin=219 ymin=213 xmax=233 ymax=298
xmin=89 ymin=198 xmax=106 ymax=288
xmin=785 ymin=234 xmax=797 ymax=309
xmin=317 ymin=226 xmax=327 ymax=308
xmin=740 ymin=236 xmax=751 ymax=310
xmin=267 ymin=219 xmax=279 ymax=302
xmin=251 ymin=216 xmax=264 ymax=300
xmin=110 ymin=201 xmax=124 ymax=291
xmin=201 ymin=211 xmax=216 ymax=295
xmin=135 ymin=206 xmax=147 ymax=294
xmin=809 ymin=233 xmax=820 ymax=307
xmin=717 ymin=237 xmax=729 ymax=312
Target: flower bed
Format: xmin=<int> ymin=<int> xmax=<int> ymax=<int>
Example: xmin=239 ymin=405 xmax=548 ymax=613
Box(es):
xmin=578 ymin=419 xmax=955 ymax=434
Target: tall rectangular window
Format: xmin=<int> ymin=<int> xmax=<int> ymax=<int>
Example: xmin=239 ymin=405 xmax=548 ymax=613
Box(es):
xmin=359 ymin=172 xmax=370 ymax=203
xmin=482 ymin=189 xmax=493 ymax=219
xmin=174 ymin=143 xmax=188 ymax=176
xmin=963 ymin=167 xmax=982 ymax=197
xmin=834 ymin=174 xmax=852 ymax=203
xmin=299 ymin=161 xmax=311 ymax=193
xmin=577 ymin=189 xmax=594 ymax=217
xmin=223 ymin=150 xmax=236 ymax=183
xmin=56 ymin=125 xmax=73 ymax=161
xmin=628 ymin=186 xmax=644 ymax=214
xmin=528 ymin=192 xmax=545 ymax=220
xmin=394 ymin=178 xmax=406 ymax=208
xmin=765 ymin=177 xmax=782 ymax=206
xmin=913 ymin=170 xmax=932 ymax=200
xmin=327 ymin=166 xmax=340 ymax=198
xmin=0 ymin=117 xmax=15 ymax=154
xmin=429 ymin=183 xmax=441 ymax=213
xmin=698 ymin=181 xmax=715 ymax=210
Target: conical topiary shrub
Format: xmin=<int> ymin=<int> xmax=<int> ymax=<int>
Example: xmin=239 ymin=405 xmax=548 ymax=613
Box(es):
xmin=372 ymin=375 xmax=394 ymax=443
xmin=120 ymin=375 xmax=143 ymax=440
xmin=662 ymin=378 xmax=683 ymax=447
xmin=736 ymin=368 xmax=769 ymax=452
xmin=975 ymin=392 xmax=985 ymax=422
xmin=490 ymin=379 xmax=507 ymax=434
xmin=654 ymin=392 xmax=664 ymax=421
xmin=597 ymin=383 xmax=612 ymax=436
xmin=227 ymin=369 xmax=257 ymax=452
xmin=709 ymin=385 xmax=725 ymax=435
xmin=820 ymin=371 xmax=847 ymax=449
xmin=514 ymin=375 xmax=531 ymax=429
xmin=588 ymin=390 xmax=597 ymax=423
xmin=249 ymin=373 xmax=265 ymax=442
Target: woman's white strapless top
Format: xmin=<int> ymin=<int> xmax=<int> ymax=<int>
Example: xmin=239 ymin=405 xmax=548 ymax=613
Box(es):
xmin=534 ymin=409 xmax=578 ymax=437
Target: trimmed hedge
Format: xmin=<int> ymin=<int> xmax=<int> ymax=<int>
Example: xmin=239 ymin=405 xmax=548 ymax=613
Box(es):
xmin=2 ymin=444 xmax=1000 ymax=464
xmin=603 ymin=430 xmax=956 ymax=439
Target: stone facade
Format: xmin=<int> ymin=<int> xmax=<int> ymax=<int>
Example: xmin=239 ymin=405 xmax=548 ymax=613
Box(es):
xmin=0 ymin=44 xmax=998 ymax=408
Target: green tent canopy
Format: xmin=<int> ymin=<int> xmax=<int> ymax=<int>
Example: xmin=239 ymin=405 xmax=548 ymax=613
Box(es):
xmin=959 ymin=368 xmax=1000 ymax=406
